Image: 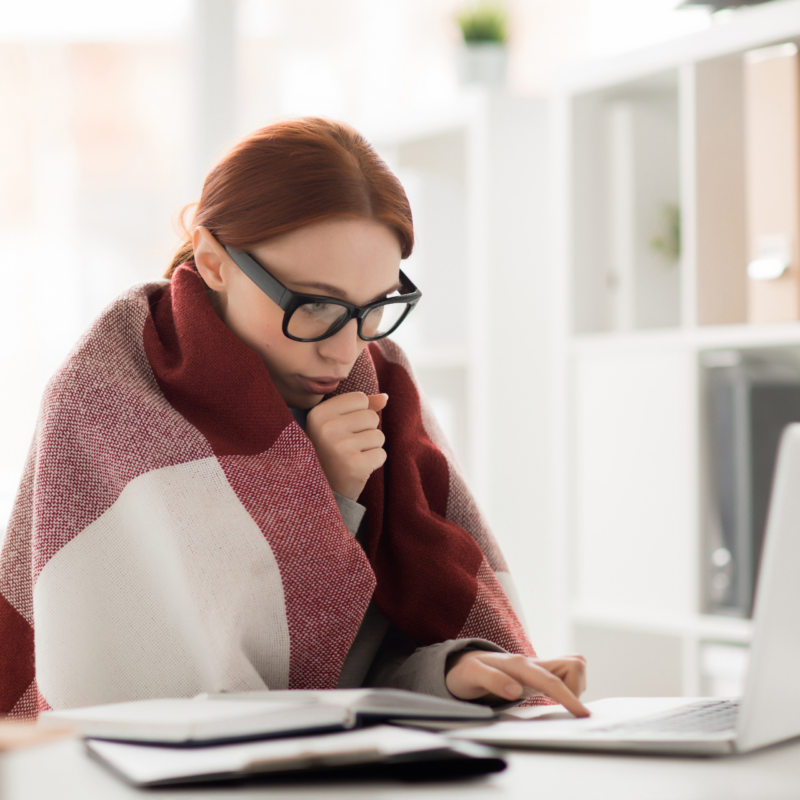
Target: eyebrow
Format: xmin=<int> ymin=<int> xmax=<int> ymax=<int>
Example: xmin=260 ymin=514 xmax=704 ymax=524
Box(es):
xmin=289 ymin=279 xmax=403 ymax=304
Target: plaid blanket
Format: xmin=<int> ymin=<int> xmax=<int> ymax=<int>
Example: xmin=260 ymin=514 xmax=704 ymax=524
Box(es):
xmin=0 ymin=265 xmax=536 ymax=719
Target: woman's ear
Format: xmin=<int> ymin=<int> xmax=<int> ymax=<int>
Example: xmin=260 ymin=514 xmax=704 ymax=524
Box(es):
xmin=192 ymin=226 xmax=229 ymax=292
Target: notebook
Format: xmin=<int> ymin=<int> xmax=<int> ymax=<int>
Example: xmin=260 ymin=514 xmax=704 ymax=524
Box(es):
xmin=84 ymin=725 xmax=506 ymax=787
xmin=40 ymin=688 xmax=495 ymax=746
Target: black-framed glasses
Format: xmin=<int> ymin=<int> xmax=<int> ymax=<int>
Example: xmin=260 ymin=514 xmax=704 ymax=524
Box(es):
xmin=225 ymin=246 xmax=421 ymax=343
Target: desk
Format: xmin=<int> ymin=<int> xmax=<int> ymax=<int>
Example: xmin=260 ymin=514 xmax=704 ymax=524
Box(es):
xmin=4 ymin=736 xmax=800 ymax=799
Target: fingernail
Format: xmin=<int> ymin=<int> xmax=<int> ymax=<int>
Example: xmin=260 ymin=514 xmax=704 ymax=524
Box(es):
xmin=504 ymin=682 xmax=522 ymax=699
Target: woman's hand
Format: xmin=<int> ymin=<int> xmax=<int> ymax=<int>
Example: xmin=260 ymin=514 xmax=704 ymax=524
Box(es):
xmin=445 ymin=651 xmax=590 ymax=717
xmin=306 ymin=392 xmax=388 ymax=501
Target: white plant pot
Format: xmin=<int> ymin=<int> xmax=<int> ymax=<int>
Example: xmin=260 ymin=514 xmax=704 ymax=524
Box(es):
xmin=457 ymin=42 xmax=508 ymax=86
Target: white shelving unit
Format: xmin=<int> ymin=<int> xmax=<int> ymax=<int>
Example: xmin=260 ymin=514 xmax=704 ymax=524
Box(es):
xmin=555 ymin=0 xmax=800 ymax=701
xmin=363 ymin=90 xmax=559 ymax=651
xmin=364 ymin=89 xmax=550 ymax=503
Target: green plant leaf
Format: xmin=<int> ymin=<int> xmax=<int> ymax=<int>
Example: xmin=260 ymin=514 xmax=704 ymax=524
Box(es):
xmin=455 ymin=2 xmax=508 ymax=43
xmin=649 ymin=203 xmax=681 ymax=264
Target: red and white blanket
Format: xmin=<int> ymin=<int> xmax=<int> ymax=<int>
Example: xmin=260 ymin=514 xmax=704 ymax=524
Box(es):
xmin=0 ymin=265 xmax=538 ymax=719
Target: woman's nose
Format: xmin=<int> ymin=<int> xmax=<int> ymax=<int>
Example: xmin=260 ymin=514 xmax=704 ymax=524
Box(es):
xmin=317 ymin=318 xmax=364 ymax=365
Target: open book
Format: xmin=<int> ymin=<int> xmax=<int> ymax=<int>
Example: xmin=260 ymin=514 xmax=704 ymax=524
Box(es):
xmin=40 ymin=689 xmax=496 ymax=746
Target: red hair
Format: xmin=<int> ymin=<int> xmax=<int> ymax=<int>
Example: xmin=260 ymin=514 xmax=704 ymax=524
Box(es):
xmin=166 ymin=117 xmax=414 ymax=277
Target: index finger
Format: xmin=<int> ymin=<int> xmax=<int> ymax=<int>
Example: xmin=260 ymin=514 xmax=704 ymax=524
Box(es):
xmin=523 ymin=665 xmax=591 ymax=717
xmin=312 ymin=392 xmax=370 ymax=419
xmin=495 ymin=658 xmax=589 ymax=718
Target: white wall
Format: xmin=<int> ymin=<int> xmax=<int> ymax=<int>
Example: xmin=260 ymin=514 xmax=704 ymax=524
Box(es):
xmin=0 ymin=0 xmax=716 ymax=555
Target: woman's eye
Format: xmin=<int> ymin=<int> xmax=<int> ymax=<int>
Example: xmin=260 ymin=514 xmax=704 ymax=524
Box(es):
xmin=298 ymin=302 xmax=344 ymax=322
xmin=300 ymin=303 xmax=330 ymax=316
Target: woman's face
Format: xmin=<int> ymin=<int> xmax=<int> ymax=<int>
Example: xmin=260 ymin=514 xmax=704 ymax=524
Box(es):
xmin=193 ymin=217 xmax=403 ymax=409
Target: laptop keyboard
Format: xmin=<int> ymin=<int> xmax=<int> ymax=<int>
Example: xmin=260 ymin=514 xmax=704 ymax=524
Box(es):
xmin=593 ymin=700 xmax=739 ymax=736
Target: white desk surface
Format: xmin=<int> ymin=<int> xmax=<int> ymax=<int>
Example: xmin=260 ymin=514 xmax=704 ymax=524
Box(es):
xmin=4 ymin=735 xmax=800 ymax=800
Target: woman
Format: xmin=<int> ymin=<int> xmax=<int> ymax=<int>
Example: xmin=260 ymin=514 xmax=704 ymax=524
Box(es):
xmin=0 ymin=118 xmax=587 ymax=719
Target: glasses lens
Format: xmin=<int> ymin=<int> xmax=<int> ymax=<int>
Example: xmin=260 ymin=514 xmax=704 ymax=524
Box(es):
xmin=288 ymin=301 xmax=350 ymax=340
xmin=361 ymin=301 xmax=412 ymax=339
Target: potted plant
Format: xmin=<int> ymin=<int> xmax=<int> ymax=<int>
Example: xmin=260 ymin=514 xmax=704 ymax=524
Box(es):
xmin=455 ymin=1 xmax=509 ymax=86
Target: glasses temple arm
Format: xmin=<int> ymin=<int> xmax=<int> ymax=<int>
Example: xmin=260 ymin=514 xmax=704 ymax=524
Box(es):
xmin=225 ymin=246 xmax=290 ymax=308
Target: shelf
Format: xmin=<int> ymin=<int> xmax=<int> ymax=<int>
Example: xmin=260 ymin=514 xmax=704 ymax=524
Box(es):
xmin=568 ymin=327 xmax=692 ymax=356
xmin=693 ymin=322 xmax=800 ymax=350
xmin=570 ymin=604 xmax=753 ymax=644
xmin=569 ymin=321 xmax=800 ymax=358
xmin=561 ymin=0 xmax=800 ymax=95
xmin=694 ymin=614 xmax=754 ymax=643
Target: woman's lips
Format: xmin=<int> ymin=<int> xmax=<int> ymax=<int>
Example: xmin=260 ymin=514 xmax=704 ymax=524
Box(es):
xmin=298 ymin=376 xmax=342 ymax=395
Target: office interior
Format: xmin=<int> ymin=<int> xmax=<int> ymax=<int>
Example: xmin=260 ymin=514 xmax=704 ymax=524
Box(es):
xmin=1 ymin=0 xmax=797 ymax=715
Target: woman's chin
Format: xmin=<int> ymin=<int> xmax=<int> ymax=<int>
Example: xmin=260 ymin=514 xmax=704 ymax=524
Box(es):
xmin=282 ymin=387 xmax=323 ymax=410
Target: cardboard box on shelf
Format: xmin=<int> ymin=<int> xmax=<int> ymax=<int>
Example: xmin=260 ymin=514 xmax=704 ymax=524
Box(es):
xmin=744 ymin=43 xmax=800 ymax=323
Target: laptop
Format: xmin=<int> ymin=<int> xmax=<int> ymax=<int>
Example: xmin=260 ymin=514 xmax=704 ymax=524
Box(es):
xmin=449 ymin=422 xmax=800 ymax=756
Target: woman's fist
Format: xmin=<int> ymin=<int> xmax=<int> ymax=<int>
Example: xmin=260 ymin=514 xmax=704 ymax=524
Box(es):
xmin=306 ymin=392 xmax=388 ymax=501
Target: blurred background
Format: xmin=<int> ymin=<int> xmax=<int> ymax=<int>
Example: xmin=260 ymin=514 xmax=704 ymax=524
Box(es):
xmin=4 ymin=0 xmax=795 ymax=703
